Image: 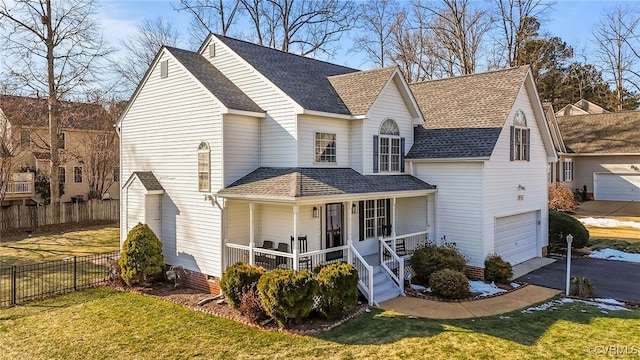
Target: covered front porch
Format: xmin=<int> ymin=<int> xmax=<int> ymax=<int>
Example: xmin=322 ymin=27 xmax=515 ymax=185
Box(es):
xmin=217 ymin=168 xmax=437 ymax=305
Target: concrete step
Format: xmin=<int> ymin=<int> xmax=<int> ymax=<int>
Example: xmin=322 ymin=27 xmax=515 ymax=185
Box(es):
xmin=372 ymin=269 xmax=402 ymax=305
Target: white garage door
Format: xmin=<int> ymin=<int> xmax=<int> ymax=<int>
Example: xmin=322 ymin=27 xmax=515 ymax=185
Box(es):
xmin=594 ymin=173 xmax=640 ymax=201
xmin=495 ymin=212 xmax=538 ymax=266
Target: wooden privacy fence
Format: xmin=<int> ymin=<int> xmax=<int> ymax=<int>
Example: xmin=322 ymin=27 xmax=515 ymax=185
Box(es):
xmin=0 ymin=199 xmax=120 ymax=230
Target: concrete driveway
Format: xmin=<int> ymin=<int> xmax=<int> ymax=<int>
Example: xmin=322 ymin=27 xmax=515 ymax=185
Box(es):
xmin=515 ymin=256 xmax=640 ymax=303
xmin=574 ymin=201 xmax=640 ymax=218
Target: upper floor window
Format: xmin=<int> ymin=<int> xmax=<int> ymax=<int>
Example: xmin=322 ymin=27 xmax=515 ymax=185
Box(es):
xmin=73 ymin=166 xmax=83 ymax=183
xmin=374 ymin=119 xmax=404 ymax=173
xmin=511 ymin=110 xmax=530 ymax=161
xmin=59 ymin=167 xmax=66 ymax=184
xmin=315 ymin=132 xmax=336 ymax=163
xmin=563 ymin=159 xmax=573 ymax=182
xmin=198 ymin=142 xmax=210 ymax=192
xmin=58 ymin=132 xmax=66 ymax=150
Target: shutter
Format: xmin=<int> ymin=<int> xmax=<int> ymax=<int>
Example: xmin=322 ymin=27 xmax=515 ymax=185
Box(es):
xmin=358 ymin=201 xmax=365 ymax=241
xmin=400 ymin=137 xmax=405 ymax=172
xmin=509 ymin=126 xmax=515 ymax=161
xmin=525 ymin=128 xmax=531 ymax=161
xmin=373 ymin=135 xmax=379 ymax=173
xmin=385 ymin=198 xmax=392 ymax=236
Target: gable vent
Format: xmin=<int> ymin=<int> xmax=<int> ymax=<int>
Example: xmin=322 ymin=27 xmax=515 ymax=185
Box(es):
xmin=208 ymin=43 xmax=215 ymax=58
xmin=160 ymin=60 xmax=168 ymax=78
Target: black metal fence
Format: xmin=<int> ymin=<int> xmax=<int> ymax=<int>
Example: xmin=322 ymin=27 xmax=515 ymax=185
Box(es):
xmin=0 ymin=251 xmax=120 ymax=307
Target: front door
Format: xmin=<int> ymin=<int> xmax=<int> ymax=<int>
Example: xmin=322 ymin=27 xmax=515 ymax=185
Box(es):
xmin=325 ymin=203 xmax=344 ymax=261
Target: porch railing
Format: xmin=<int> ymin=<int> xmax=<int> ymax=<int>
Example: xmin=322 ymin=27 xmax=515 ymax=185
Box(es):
xmin=379 ymin=239 xmax=404 ymax=296
xmin=350 ymin=245 xmax=374 ymax=306
xmin=2 ymin=181 xmax=33 ymax=195
xmin=224 ymin=243 xmax=349 ymax=272
xmin=383 ymin=230 xmax=429 ymax=257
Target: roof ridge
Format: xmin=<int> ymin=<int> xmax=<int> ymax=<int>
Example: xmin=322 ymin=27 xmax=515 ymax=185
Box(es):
xmin=558 ymin=110 xmax=640 ymax=118
xmin=213 ymin=34 xmax=358 ymax=72
xmin=409 ymin=65 xmax=529 ymax=86
xmin=327 ymin=65 xmax=397 ymax=79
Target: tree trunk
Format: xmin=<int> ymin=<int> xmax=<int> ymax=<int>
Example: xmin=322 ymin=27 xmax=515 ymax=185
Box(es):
xmin=45 ymin=0 xmax=60 ymax=204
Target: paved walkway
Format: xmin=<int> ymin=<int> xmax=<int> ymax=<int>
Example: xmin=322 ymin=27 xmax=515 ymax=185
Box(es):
xmin=379 ymin=285 xmax=561 ymax=319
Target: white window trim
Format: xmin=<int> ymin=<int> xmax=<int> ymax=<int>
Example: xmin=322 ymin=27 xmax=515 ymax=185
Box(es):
xmin=563 ymin=159 xmax=573 ymax=182
xmin=59 ymin=166 xmax=66 ymax=184
xmin=59 ymin=132 xmax=66 ymax=151
xmin=314 ymin=132 xmax=337 ymax=164
xmin=198 ymin=142 xmax=210 ymax=192
xmin=379 ymin=119 xmax=401 ymax=173
xmin=73 ymin=166 xmax=83 ymax=183
xmin=363 ymin=199 xmax=389 ymax=240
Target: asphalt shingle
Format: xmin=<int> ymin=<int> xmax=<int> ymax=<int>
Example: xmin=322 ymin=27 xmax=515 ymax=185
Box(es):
xmin=218 ymin=168 xmax=434 ymax=198
xmin=133 ymin=171 xmax=164 ymax=191
xmin=406 ymin=127 xmax=502 ymax=159
xmin=215 ymin=35 xmax=358 ymax=115
xmin=328 ymin=66 xmax=397 ymax=115
xmin=557 ymin=111 xmax=640 ymax=154
xmin=166 ymin=47 xmax=263 ymax=113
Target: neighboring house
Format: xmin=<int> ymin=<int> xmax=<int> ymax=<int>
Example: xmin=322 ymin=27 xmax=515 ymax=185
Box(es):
xmin=555 ymin=99 xmax=608 ymax=117
xmin=118 ymin=34 xmax=555 ymax=304
xmin=543 ymin=103 xmax=567 ymax=183
xmin=0 ymin=95 xmax=120 ymax=204
xmin=556 ymin=110 xmax=640 ymax=201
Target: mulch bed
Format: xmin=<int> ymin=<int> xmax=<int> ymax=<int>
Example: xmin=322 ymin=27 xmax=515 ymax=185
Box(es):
xmin=405 ymin=281 xmax=528 ymax=302
xmin=108 ymin=282 xmax=368 ymax=335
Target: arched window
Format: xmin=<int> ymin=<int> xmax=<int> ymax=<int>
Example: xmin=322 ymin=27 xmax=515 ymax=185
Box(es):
xmin=511 ymin=110 xmax=530 ymax=161
xmin=375 ymin=119 xmax=402 ymax=172
xmin=198 ymin=142 xmax=210 ymax=192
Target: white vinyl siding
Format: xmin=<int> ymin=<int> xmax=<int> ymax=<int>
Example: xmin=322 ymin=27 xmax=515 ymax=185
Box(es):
xmin=204 ymin=38 xmax=299 ymax=167
xmin=413 ymin=162 xmax=484 ymax=266
xmin=395 ymin=196 xmax=429 ymax=235
xmin=223 ymin=114 xmax=260 ymax=186
xmin=120 ymin=50 xmax=223 ymax=277
xmin=363 ymin=79 xmax=414 ymax=175
xmin=484 ymin=84 xmax=548 ymax=264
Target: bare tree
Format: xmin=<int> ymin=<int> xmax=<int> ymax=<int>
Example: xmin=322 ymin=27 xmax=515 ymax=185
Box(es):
xmin=415 ymin=0 xmax=493 ymax=75
xmin=593 ymin=5 xmax=640 ymax=111
xmin=0 ymin=0 xmax=110 ymax=203
xmin=492 ymin=0 xmax=553 ymax=67
xmin=174 ymin=0 xmax=240 ymax=46
xmin=111 ymin=18 xmax=180 ymax=95
xmin=352 ymin=0 xmax=400 ymax=67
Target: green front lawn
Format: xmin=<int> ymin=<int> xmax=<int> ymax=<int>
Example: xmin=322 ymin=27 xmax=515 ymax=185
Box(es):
xmin=1 ymin=287 xmax=638 ymax=359
xmin=0 ymin=226 xmax=119 ymax=267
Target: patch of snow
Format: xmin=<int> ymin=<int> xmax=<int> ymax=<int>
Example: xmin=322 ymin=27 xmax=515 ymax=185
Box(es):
xmin=588 ymin=248 xmax=640 ymax=263
xmin=410 ymin=284 xmax=427 ymax=291
xmin=510 ymin=282 xmax=521 ymax=288
xmin=592 ymin=298 xmax=625 ymax=306
xmin=522 ymin=298 xmax=629 ymax=314
xmin=522 ymin=300 xmax=559 ymax=313
xmin=560 ymin=298 xmax=575 ymax=303
xmin=499 ymin=315 xmax=511 ymax=320
xmin=579 ymin=217 xmax=640 ymax=229
xmin=469 ymin=281 xmax=507 ymax=297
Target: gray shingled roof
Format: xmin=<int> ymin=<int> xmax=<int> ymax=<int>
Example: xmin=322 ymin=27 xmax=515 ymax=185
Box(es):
xmin=328 ymin=66 xmax=397 ymax=115
xmin=406 ymin=127 xmax=501 ymax=159
xmin=557 ymin=111 xmax=640 ymax=154
xmin=218 ymin=168 xmax=434 ymax=198
xmin=166 ymin=47 xmax=263 ymax=113
xmin=215 ymin=35 xmax=358 ymax=115
xmin=132 ymin=171 xmax=164 ymax=191
xmin=410 ymin=66 xmax=529 ymax=129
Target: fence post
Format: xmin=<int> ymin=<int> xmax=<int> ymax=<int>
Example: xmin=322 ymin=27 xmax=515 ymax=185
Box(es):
xmin=73 ymin=256 xmax=77 ymax=291
xmin=10 ymin=266 xmax=17 ymax=306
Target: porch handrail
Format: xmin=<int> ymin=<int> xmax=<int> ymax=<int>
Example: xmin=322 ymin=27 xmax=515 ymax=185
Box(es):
xmin=2 ymin=181 xmax=33 ymax=194
xmin=380 ymin=230 xmax=429 ymax=241
xmin=379 ymin=238 xmax=405 ymax=296
xmin=299 ymin=245 xmax=349 ymax=257
xmin=349 ymin=244 xmax=374 ymax=306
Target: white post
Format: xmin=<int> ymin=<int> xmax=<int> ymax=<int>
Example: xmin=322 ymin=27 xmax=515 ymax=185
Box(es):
xmin=293 ymin=205 xmax=299 ymax=271
xmin=565 ymin=234 xmax=573 ymax=296
xmin=392 ymin=197 xmax=397 ymax=251
xmin=249 ymin=202 xmax=255 ymax=266
xmin=347 ymin=200 xmax=353 ymax=264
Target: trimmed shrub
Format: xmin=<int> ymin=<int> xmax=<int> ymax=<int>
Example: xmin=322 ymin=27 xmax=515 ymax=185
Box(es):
xmin=548 ymin=182 xmax=577 ymax=211
xmin=549 ymin=211 xmax=590 ymax=251
xmin=410 ymin=242 xmax=467 ymax=285
xmin=220 ymin=262 xmax=265 ymax=310
xmin=315 ymin=262 xmax=359 ymax=320
xmin=484 ymin=254 xmax=513 ymax=283
xmin=118 ymin=223 xmax=164 ymax=286
xmin=570 ymin=276 xmax=595 ymax=298
xmin=239 ymin=290 xmax=268 ymax=323
xmin=429 ymin=269 xmax=470 ymax=300
xmin=257 ymin=269 xmax=318 ymax=327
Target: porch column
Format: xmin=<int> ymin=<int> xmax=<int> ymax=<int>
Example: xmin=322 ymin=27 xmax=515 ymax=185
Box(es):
xmin=392 ymin=197 xmax=397 ymax=252
xmin=292 ymin=205 xmax=299 ymax=271
xmin=249 ymin=202 xmax=255 ymax=266
xmin=347 ymin=200 xmax=353 ymax=263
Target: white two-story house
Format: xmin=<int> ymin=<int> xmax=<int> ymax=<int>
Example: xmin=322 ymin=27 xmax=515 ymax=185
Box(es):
xmin=118 ymin=34 xmax=556 ymax=305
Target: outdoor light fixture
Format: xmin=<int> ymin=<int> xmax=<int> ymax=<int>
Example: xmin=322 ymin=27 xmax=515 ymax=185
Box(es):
xmin=312 ymin=207 xmax=319 ymax=218
xmin=565 ymin=234 xmax=574 ymax=296
xmin=517 ymin=184 xmax=526 ymax=191
xmin=352 ymin=203 xmax=358 ymax=214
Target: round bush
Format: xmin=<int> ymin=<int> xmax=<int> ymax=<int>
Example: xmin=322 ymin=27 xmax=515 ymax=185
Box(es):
xmin=484 ymin=254 xmax=513 ymax=283
xmin=549 ymin=211 xmax=590 ymax=251
xmin=315 ymin=262 xmax=359 ymax=320
xmin=410 ymin=243 xmax=467 ymax=285
xmin=220 ymin=262 xmax=265 ymax=310
xmin=570 ymin=276 xmax=595 ymax=298
xmin=118 ymin=223 xmax=164 ymax=286
xmin=429 ymin=269 xmax=470 ymax=299
xmin=257 ymin=269 xmax=318 ymax=327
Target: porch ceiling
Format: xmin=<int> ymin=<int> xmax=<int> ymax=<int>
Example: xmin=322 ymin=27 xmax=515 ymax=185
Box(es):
xmin=217 ymin=167 xmax=435 ymax=202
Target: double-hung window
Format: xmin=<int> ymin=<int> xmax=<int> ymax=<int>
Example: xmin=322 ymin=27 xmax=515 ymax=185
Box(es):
xmin=73 ymin=166 xmax=83 ymax=183
xmin=510 ymin=110 xmax=530 ymax=161
xmin=563 ymin=159 xmax=573 ymax=182
xmin=374 ymin=119 xmax=403 ymax=173
xmin=314 ymin=132 xmax=336 ymax=163
xmin=359 ymin=199 xmax=391 ymax=240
